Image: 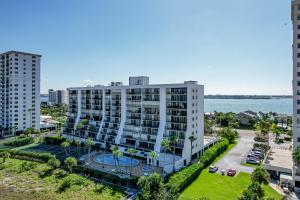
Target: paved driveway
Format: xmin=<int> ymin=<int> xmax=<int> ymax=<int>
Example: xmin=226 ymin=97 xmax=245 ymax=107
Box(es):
xmin=215 ymin=129 xmax=256 ymax=174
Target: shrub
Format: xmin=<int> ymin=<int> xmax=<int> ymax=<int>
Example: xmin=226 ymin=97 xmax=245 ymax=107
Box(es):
xmin=199 ymin=139 xmax=229 ymax=168
xmin=167 ymin=162 xmax=204 ymax=193
xmin=74 ymin=165 xmax=138 ymax=187
xmin=0 ymin=149 xmax=55 ymax=162
xmin=47 ymin=158 xmax=61 ymax=169
xmin=166 ymin=139 xmax=229 ymax=192
xmin=44 ymin=136 xmax=66 ymax=145
xmin=58 ymin=174 xmax=87 ymax=192
xmin=18 ymin=161 xmax=37 ymax=173
xmin=3 ymin=137 xmax=34 ymax=147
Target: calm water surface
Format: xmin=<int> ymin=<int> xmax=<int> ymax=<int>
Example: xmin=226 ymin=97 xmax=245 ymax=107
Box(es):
xmin=204 ymin=98 xmax=292 ymax=115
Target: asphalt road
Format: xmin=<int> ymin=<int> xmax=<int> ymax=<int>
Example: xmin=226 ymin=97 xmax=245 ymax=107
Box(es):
xmin=215 ymin=129 xmax=256 ymax=174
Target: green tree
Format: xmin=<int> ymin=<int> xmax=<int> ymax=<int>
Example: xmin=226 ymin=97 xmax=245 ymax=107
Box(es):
xmin=293 ymin=146 xmax=300 ymax=164
xmin=218 ymin=127 xmax=237 ymax=144
xmin=204 ymin=117 xmax=213 ymax=135
xmin=271 ymin=124 xmax=281 ymax=143
xmin=0 ymin=151 xmax=10 ymax=163
xmin=128 ymin=148 xmax=137 ymax=177
xmin=47 ymin=158 xmax=61 ymax=169
xmin=239 ymin=181 xmax=264 ymax=200
xmin=188 ymin=135 xmax=196 ymax=162
xmin=161 ymin=139 xmax=170 ymax=166
xmin=61 ymin=141 xmax=70 ymax=156
xmin=24 ymin=127 xmax=35 ymax=136
xmin=255 ymin=120 xmax=272 ymax=147
xmin=86 ymin=138 xmax=94 ymax=164
xmin=64 ymin=157 xmax=77 ymax=173
xmin=150 ymin=151 xmax=157 ymax=173
xmin=170 ymin=135 xmax=179 ymax=173
xmin=251 ymin=167 xmax=269 ymax=185
xmin=137 ymin=173 xmax=164 ymax=200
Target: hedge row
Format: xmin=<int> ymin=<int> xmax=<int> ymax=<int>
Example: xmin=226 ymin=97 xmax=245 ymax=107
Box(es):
xmin=3 ymin=137 xmax=34 ymax=147
xmin=0 ymin=149 xmax=56 ymax=162
xmin=74 ymin=165 xmax=138 ymax=188
xmin=44 ymin=135 xmax=66 ymax=145
xmin=166 ymin=138 xmax=230 ymax=193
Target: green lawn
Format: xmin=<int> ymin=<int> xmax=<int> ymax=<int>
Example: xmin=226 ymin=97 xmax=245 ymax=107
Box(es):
xmin=180 ymin=142 xmax=283 ymax=200
xmin=0 ymin=158 xmax=124 ymax=200
xmin=180 ymin=171 xmax=282 ymax=200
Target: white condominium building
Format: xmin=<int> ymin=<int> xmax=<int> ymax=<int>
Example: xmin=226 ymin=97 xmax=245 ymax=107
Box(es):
xmin=292 ymin=0 xmax=300 ymax=187
xmin=48 ymin=89 xmax=68 ymax=106
xmin=65 ymin=76 xmax=204 ymax=171
xmin=0 ymin=51 xmax=41 ymax=134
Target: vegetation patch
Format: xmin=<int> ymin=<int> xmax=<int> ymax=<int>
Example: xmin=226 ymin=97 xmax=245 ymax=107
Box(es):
xmin=3 ymin=137 xmax=34 ymax=147
xmin=0 ymin=158 xmax=124 ymax=200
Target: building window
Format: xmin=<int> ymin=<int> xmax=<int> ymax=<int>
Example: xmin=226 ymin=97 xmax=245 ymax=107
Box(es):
xmin=297 ymin=72 xmax=300 ymax=77
xmin=298 ymin=138 xmax=300 ymax=142
xmin=298 ymin=34 xmax=300 ymax=39
xmin=297 ymin=100 xmax=300 ymax=105
xmin=297 ymin=109 xmax=300 ymax=114
xmin=297 ymin=15 xmax=300 ymax=20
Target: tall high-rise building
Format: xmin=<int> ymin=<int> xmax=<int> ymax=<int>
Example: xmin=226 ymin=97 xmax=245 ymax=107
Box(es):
xmin=0 ymin=51 xmax=41 ymax=134
xmin=292 ymin=0 xmax=300 ymax=186
xmin=292 ymin=1 xmax=300 ymax=148
xmin=64 ymin=76 xmax=204 ymax=172
xmin=48 ymin=89 xmax=67 ymax=106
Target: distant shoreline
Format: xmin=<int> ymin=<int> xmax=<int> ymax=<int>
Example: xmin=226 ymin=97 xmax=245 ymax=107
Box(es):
xmin=204 ymin=95 xmax=292 ymax=100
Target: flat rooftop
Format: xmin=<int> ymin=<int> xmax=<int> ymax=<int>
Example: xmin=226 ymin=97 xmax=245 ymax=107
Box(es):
xmin=264 ymin=147 xmax=293 ymax=171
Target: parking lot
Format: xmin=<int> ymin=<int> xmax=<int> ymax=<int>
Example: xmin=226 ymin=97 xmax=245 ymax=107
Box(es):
xmin=215 ymin=129 xmax=256 ymax=174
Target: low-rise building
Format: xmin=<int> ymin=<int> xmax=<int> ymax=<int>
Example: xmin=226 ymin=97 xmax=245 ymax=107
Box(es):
xmin=236 ymin=110 xmax=257 ymax=126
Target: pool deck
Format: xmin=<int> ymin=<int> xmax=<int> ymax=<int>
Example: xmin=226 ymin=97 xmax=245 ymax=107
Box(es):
xmin=83 ymin=151 xmax=163 ymax=177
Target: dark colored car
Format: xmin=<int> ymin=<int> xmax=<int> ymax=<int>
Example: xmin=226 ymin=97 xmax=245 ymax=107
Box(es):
xmin=227 ymin=169 xmax=236 ymax=176
xmin=208 ymin=165 xmax=218 ymax=173
xmin=246 ymin=158 xmax=260 ymax=164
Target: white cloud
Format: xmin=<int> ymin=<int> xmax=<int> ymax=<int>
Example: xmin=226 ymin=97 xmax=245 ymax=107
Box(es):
xmin=83 ymin=79 xmax=95 ymax=84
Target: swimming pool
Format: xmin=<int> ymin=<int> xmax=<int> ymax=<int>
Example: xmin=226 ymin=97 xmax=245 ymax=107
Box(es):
xmin=93 ymin=154 xmax=139 ymax=167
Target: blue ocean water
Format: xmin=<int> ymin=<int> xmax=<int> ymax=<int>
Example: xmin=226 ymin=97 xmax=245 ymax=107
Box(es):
xmin=40 ymin=95 xmax=293 ymax=115
xmin=204 ymin=98 xmax=292 ymax=115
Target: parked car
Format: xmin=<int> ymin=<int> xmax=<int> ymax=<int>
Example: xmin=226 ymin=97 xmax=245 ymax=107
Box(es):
xmin=253 ymin=148 xmax=262 ymax=153
xmin=246 ymin=158 xmax=260 ymax=164
xmin=208 ymin=165 xmax=218 ymax=173
xmin=247 ymin=153 xmax=261 ymax=159
xmin=227 ymin=169 xmax=236 ymax=176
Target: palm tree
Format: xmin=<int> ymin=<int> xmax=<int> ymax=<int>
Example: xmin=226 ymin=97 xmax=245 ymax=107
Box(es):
xmin=271 ymin=123 xmax=280 ymax=142
xmin=61 ymin=141 xmax=70 ymax=156
xmin=188 ymin=135 xmax=196 ymax=162
xmin=150 ymin=151 xmax=157 ymax=173
xmin=170 ymin=135 xmax=179 ymax=173
xmin=116 ymin=150 xmax=123 ymax=174
xmin=128 ymin=148 xmax=137 ymax=177
xmin=161 ymin=139 xmax=170 ymax=165
xmin=255 ymin=120 xmax=272 ymax=148
xmin=12 ymin=125 xmax=18 ymax=139
xmin=111 ymin=146 xmax=118 ymax=173
xmin=75 ymin=140 xmax=81 ymax=159
xmin=76 ymin=122 xmax=84 ymax=139
xmin=88 ymin=124 xmax=97 ymax=138
xmin=86 ymin=138 xmax=94 ymax=164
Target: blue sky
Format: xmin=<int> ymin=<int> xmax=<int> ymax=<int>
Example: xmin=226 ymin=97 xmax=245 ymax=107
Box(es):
xmin=0 ymin=0 xmax=292 ymax=95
